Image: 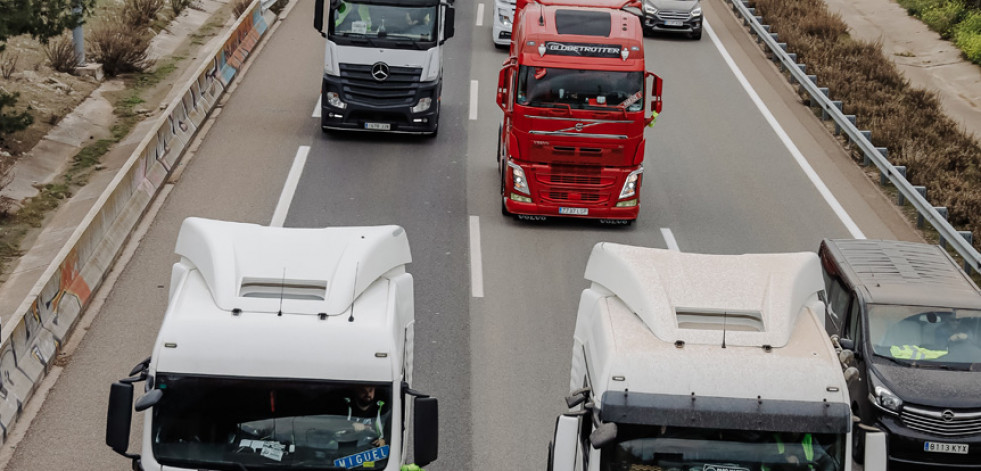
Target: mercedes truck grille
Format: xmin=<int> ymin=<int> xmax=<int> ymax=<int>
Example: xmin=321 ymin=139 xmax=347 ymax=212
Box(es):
xmin=339 ymin=64 xmax=424 ymax=106
xmin=900 ymin=405 xmax=981 ymax=437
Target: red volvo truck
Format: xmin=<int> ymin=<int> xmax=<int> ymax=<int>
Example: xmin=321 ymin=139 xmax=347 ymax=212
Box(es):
xmin=497 ymin=0 xmax=662 ymax=224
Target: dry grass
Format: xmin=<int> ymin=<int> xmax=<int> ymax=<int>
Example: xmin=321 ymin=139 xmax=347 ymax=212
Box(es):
xmin=44 ymin=34 xmax=80 ymax=74
xmin=87 ymin=12 xmax=155 ymax=77
xmin=753 ymin=0 xmax=981 ymax=249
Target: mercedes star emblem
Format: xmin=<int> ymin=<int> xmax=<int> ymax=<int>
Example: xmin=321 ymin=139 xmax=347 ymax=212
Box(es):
xmin=371 ymin=62 xmax=390 ymax=82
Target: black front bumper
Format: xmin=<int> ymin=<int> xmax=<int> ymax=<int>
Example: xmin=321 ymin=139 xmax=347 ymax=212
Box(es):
xmin=875 ymin=413 xmax=981 ymax=470
xmin=643 ymin=15 xmax=702 ymax=35
xmin=321 ymin=75 xmax=440 ymax=134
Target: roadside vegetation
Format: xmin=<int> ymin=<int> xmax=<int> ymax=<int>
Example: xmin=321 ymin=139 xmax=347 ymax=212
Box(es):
xmin=0 ymin=0 xmax=235 ymax=277
xmin=896 ymin=0 xmax=981 ymax=64
xmin=749 ymin=0 xmax=981 ymax=262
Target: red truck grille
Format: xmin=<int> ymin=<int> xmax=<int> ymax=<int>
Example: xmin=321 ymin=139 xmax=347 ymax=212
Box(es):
xmin=535 ymin=166 xmax=616 ymax=205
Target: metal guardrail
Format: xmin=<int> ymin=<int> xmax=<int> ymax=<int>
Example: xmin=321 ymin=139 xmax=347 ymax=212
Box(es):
xmin=724 ymin=0 xmax=981 ymax=275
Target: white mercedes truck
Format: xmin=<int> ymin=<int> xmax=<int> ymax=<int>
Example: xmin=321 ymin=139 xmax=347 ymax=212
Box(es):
xmin=313 ymin=0 xmax=455 ymax=135
xmin=106 ymin=218 xmax=438 ymax=471
xmin=548 ymin=243 xmax=888 ymax=471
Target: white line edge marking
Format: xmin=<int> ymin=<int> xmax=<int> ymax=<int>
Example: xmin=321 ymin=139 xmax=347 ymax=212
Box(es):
xmin=469 ymin=215 xmax=485 ymax=298
xmin=661 ymin=228 xmax=680 ymax=252
xmin=705 ymin=22 xmax=865 ymax=239
xmin=470 ymin=80 xmax=479 ymax=121
xmin=271 ymin=146 xmax=309 ymax=227
xmin=476 ymin=3 xmax=485 ymax=27
xmin=313 ymin=95 xmax=321 ymax=118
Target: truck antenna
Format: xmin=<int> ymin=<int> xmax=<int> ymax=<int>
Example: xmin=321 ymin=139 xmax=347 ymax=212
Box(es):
xmin=721 ymin=310 xmax=727 ymax=349
xmin=278 ymin=268 xmax=286 ymax=317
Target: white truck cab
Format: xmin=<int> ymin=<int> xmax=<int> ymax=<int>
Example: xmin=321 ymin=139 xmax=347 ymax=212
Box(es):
xmin=106 ymin=218 xmax=438 ymax=471
xmin=549 ymin=243 xmax=887 ymax=471
xmin=313 ymin=0 xmax=455 ymax=135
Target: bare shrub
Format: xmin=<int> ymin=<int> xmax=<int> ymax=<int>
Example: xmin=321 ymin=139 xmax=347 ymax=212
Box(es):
xmin=122 ymin=0 xmax=165 ymax=28
xmin=0 ymin=152 xmax=14 ymax=216
xmin=171 ymin=0 xmax=193 ymax=16
xmin=754 ymin=0 xmax=981 ymax=246
xmin=45 ymin=34 xmax=80 ymax=74
xmin=87 ymin=15 xmax=155 ymax=76
xmin=232 ymin=0 xmax=252 ymax=18
xmin=0 ymin=51 xmax=18 ymax=80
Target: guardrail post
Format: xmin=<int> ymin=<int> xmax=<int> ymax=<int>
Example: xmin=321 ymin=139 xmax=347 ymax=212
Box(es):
xmin=824 ymin=100 xmax=842 ymax=121
xmin=956 ymin=232 xmax=976 ymax=273
xmin=914 ymin=186 xmax=927 ymax=227
xmin=935 ymin=207 xmax=950 ymax=247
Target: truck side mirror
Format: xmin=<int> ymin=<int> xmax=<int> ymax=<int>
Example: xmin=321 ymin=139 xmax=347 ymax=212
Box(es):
xmin=314 ymin=0 xmax=325 ymax=35
xmin=106 ymin=382 xmax=134 ymax=456
xmin=443 ymin=5 xmax=455 ymax=40
xmin=646 ymin=72 xmax=663 ymax=116
xmin=589 ymin=422 xmax=617 ymax=449
xmin=550 ymin=415 xmax=580 ymax=470
xmin=862 ymin=427 xmax=888 ymax=471
xmin=497 ymin=65 xmax=514 ymax=113
xmin=413 ymin=396 xmax=439 ymax=466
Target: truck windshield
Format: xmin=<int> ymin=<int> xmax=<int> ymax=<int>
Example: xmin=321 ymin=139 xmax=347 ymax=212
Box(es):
xmin=516 ymin=66 xmax=643 ymax=111
xmin=601 ymin=425 xmax=845 ymax=471
xmin=868 ymin=304 xmax=981 ymax=369
xmin=150 ymin=374 xmax=394 ymax=470
xmin=329 ymin=1 xmax=437 ymax=44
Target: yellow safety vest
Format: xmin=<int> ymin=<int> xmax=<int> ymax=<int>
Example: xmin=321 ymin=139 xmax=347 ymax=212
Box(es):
xmin=335 ymin=2 xmax=371 ymax=30
xmin=889 ymin=345 xmax=948 ymax=360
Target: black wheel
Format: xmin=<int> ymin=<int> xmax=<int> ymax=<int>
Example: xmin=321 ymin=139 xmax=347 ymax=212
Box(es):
xmin=500 ymin=166 xmax=511 ymax=217
xmin=852 ymin=423 xmax=865 ymax=464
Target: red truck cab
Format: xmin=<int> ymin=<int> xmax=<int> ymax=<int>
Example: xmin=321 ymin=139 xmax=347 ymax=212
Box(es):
xmin=497 ymin=0 xmax=662 ymax=224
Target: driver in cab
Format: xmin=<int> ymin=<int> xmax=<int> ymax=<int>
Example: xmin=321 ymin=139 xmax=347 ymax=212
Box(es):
xmin=337 ymin=385 xmax=389 ymax=447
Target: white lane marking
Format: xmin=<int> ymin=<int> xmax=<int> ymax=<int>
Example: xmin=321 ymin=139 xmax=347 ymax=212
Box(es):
xmin=476 ymin=3 xmax=485 ymax=27
xmin=706 ymin=22 xmax=865 ymax=239
xmin=470 ymin=80 xmax=479 ymax=120
xmin=469 ymin=215 xmax=485 ymax=298
xmin=271 ymin=146 xmax=310 ymax=227
xmin=313 ymin=95 xmax=321 ymax=118
xmin=661 ymin=228 xmax=680 ymax=251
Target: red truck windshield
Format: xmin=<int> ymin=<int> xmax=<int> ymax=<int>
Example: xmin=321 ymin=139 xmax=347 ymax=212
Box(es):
xmin=515 ymin=66 xmax=643 ymax=111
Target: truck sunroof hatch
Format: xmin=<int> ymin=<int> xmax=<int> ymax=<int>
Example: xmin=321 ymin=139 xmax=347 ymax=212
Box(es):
xmin=555 ymin=9 xmax=611 ymax=36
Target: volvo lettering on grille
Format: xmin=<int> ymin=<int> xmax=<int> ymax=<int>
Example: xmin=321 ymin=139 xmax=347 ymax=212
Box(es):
xmin=371 ymin=62 xmax=390 ymax=81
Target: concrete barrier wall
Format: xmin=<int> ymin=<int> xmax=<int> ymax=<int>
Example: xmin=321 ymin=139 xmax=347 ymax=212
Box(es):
xmin=0 ymin=0 xmax=273 ymax=443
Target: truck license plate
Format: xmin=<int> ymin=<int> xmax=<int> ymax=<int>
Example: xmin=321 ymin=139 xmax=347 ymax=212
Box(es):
xmin=924 ymin=442 xmax=969 ymax=454
xmin=559 ymin=207 xmax=588 ymax=216
xmin=665 ymin=20 xmax=684 ymax=26
xmin=364 ymin=122 xmax=391 ymax=131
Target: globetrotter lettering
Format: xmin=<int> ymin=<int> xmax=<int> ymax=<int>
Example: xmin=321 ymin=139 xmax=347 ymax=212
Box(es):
xmin=544 ymin=42 xmax=622 ymax=58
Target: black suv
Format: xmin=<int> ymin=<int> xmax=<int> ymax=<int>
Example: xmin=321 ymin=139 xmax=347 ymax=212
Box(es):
xmin=819 ymin=239 xmax=981 ymax=470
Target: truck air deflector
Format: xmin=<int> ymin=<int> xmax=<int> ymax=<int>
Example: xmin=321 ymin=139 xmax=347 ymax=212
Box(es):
xmin=599 ymin=391 xmax=851 ymax=434
xmin=555 ymin=10 xmax=611 ymax=36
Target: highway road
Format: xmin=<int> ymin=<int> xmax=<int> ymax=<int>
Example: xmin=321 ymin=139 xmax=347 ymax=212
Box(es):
xmin=3 ymin=0 xmax=919 ymax=469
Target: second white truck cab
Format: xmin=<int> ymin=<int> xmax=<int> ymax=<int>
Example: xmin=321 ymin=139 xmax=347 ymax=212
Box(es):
xmin=549 ymin=243 xmax=887 ymax=471
xmin=107 ymin=218 xmax=438 ymax=471
xmin=314 ymin=0 xmax=455 ymax=135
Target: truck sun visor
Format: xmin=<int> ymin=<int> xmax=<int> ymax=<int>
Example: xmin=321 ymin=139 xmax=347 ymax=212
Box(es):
xmin=555 ymin=9 xmax=611 ymax=37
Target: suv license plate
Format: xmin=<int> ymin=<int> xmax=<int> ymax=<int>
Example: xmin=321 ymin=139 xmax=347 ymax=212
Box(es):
xmin=559 ymin=207 xmax=588 ymax=216
xmin=365 ymin=122 xmax=391 ymax=131
xmin=665 ymin=20 xmax=684 ymax=26
xmin=924 ymin=442 xmax=969 ymax=454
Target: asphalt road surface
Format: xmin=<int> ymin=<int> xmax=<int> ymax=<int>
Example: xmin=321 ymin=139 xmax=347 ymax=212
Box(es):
xmin=3 ymin=1 xmax=918 ymax=469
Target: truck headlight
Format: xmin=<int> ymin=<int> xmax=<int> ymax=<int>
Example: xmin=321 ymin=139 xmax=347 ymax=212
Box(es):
xmin=508 ymin=161 xmax=530 ymax=195
xmin=691 ymin=6 xmax=702 ymax=17
xmin=411 ymin=97 xmax=432 ymax=113
xmin=618 ymin=168 xmax=643 ymax=199
xmin=869 ymin=372 xmax=902 ymax=414
xmin=499 ymin=8 xmax=512 ymax=26
xmin=326 ymin=91 xmax=346 ymax=109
